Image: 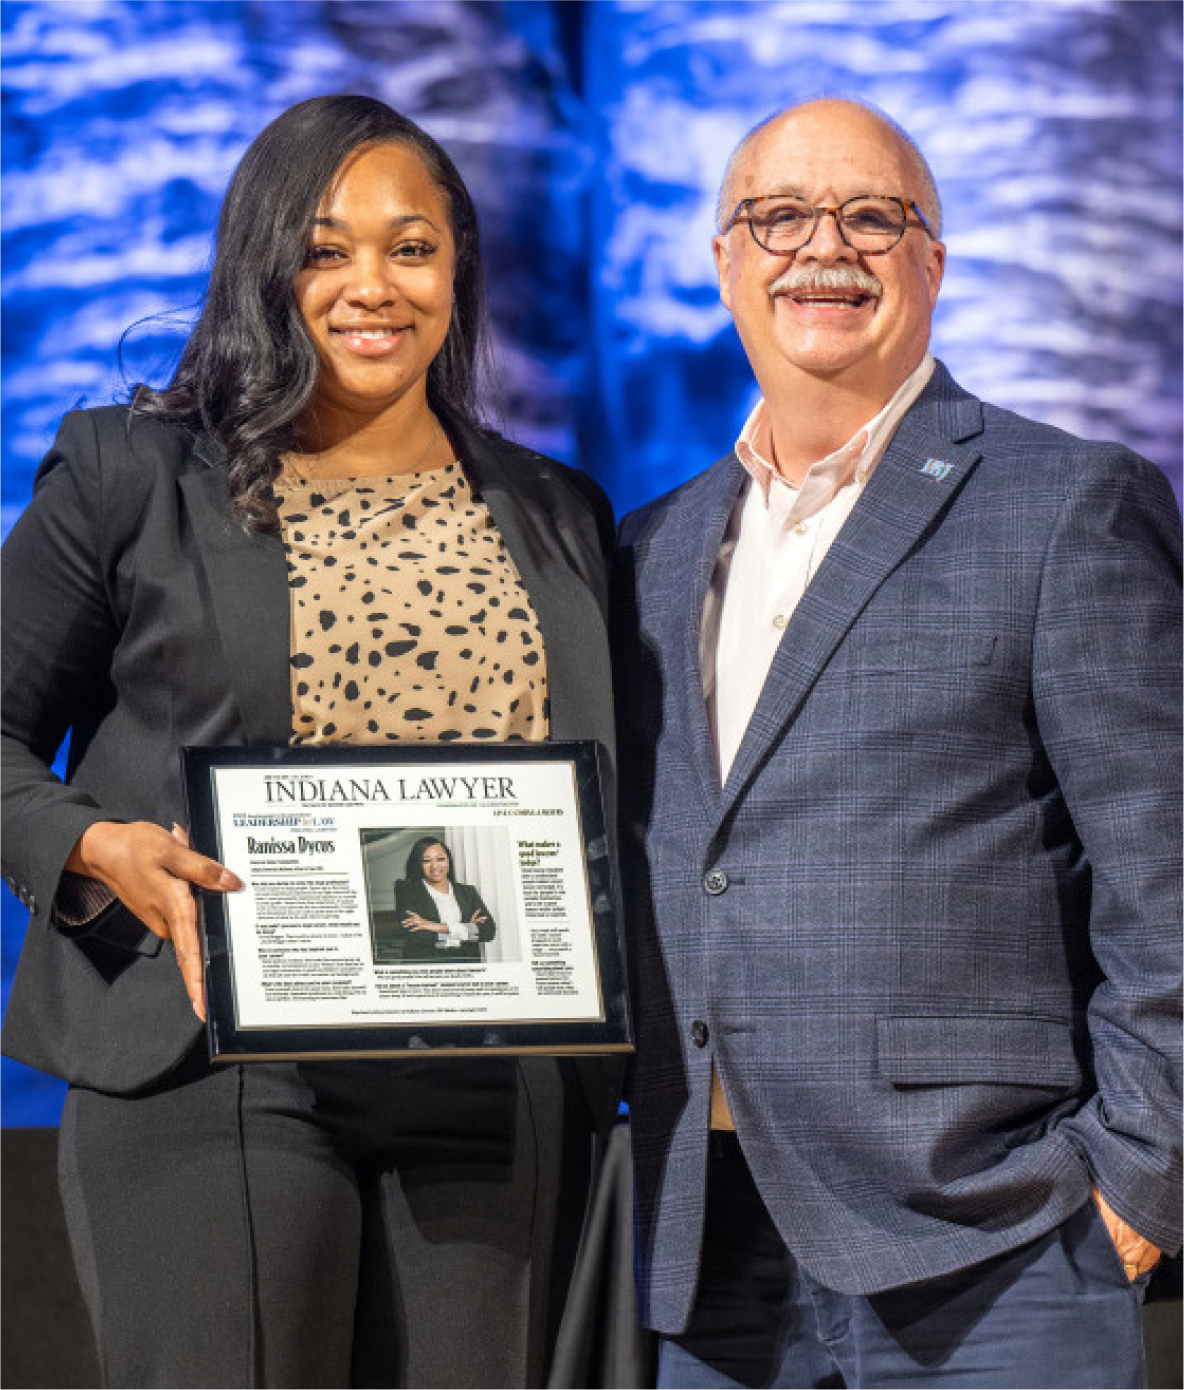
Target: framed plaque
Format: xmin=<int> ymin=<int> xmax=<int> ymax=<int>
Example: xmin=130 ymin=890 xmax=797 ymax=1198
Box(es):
xmin=181 ymin=742 xmax=632 ymax=1061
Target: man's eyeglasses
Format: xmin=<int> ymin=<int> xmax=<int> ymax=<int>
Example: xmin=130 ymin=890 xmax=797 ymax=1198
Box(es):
xmin=724 ymin=194 xmax=936 ymax=255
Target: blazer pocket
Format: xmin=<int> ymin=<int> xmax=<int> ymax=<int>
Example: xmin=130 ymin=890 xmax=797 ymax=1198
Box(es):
xmin=63 ymin=899 xmax=163 ymax=957
xmin=876 ymin=1014 xmax=1081 ymax=1088
xmin=846 ymin=632 xmax=997 ymax=672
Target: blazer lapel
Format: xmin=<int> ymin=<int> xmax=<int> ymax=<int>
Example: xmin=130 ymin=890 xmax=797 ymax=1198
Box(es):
xmin=178 ymin=446 xmax=292 ymax=745
xmin=460 ymin=426 xmax=611 ymax=745
xmin=674 ymin=456 xmax=748 ymax=811
xmin=719 ymin=371 xmax=984 ymax=818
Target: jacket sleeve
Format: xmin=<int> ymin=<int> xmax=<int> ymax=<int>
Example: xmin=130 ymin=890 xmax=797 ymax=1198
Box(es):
xmin=1 ymin=411 xmax=123 ymax=921
xmin=392 ymin=878 xmax=426 ymax=936
xmin=458 ymin=884 xmax=496 ymax=942
xmin=1036 ymin=450 xmax=1183 ymax=1253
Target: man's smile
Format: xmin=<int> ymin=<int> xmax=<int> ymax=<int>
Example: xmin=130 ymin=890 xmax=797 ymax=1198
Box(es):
xmin=769 ymin=265 xmax=883 ymax=311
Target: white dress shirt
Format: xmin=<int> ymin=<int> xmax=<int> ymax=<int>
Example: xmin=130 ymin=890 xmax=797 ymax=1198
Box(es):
xmin=424 ymin=879 xmax=476 ymax=948
xmin=702 ymin=355 xmax=935 ymax=782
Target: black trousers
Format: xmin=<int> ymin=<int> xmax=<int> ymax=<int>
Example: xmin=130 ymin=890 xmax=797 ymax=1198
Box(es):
xmin=57 ymin=1050 xmax=593 ymax=1388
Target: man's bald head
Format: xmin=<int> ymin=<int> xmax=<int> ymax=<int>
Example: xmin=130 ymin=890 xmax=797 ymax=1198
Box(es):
xmin=716 ymin=98 xmax=942 ymax=238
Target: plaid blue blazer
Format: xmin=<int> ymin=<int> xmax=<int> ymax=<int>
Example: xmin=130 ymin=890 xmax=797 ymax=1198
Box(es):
xmin=615 ymin=362 xmax=1182 ymax=1331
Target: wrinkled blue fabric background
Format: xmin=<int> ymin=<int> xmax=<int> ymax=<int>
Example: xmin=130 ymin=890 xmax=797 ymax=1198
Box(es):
xmin=3 ymin=0 xmax=1180 ymax=1123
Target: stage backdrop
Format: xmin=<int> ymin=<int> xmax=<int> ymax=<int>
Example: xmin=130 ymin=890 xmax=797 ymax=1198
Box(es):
xmin=3 ymin=0 xmax=1180 ymax=1123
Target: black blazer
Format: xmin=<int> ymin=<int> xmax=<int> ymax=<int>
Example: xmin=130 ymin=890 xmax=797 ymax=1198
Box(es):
xmin=1 ymin=406 xmax=620 ymax=1119
xmin=383 ymin=877 xmax=495 ymax=963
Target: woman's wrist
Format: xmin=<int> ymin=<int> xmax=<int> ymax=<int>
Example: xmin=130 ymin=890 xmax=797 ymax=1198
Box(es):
xmin=65 ymin=820 xmax=120 ymax=883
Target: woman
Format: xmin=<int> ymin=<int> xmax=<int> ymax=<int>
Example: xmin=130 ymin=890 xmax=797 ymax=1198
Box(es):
xmin=390 ymin=837 xmax=495 ymax=964
xmin=1 ymin=96 xmax=619 ymax=1388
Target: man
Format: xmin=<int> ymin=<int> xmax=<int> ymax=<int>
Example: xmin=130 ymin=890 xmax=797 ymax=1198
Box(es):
xmin=616 ymin=98 xmax=1181 ymax=1388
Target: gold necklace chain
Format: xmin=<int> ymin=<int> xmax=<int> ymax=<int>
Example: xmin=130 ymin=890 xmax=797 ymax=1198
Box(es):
xmin=282 ymin=415 xmax=446 ymax=482
xmin=398 ymin=416 xmax=441 ymax=474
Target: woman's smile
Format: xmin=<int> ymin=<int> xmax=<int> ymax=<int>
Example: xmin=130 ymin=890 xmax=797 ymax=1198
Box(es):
xmin=328 ymin=323 xmax=412 ymax=356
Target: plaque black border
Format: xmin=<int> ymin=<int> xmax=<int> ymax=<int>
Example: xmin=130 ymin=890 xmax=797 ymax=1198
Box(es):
xmin=181 ymin=742 xmax=633 ymax=1061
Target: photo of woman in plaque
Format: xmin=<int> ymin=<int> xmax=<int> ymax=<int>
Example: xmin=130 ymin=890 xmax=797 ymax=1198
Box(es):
xmin=393 ymin=835 xmax=495 ymax=963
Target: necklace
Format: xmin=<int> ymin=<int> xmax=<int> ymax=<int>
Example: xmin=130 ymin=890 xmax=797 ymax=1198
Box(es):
xmin=283 ymin=415 xmax=445 ymax=482
xmin=397 ymin=417 xmax=441 ymax=475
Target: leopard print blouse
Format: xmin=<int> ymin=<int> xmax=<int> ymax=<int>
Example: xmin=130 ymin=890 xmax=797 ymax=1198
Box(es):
xmin=274 ymin=462 xmax=549 ymax=745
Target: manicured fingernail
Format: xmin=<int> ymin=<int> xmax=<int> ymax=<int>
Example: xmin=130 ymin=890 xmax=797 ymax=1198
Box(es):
xmin=219 ymin=870 xmax=243 ymax=890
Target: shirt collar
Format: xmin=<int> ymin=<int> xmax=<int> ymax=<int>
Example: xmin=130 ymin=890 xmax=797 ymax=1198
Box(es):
xmin=735 ymin=353 xmax=936 ymax=519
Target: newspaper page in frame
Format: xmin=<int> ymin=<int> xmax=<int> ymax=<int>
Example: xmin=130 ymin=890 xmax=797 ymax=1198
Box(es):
xmin=182 ymin=743 xmax=632 ymax=1060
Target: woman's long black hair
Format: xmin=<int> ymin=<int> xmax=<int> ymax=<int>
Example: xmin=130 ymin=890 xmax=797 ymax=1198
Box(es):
xmin=135 ymin=95 xmax=490 ymax=531
xmin=405 ymin=837 xmax=452 ymax=884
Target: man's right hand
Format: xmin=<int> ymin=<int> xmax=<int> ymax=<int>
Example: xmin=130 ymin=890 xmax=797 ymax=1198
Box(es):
xmin=66 ymin=820 xmax=243 ymax=1021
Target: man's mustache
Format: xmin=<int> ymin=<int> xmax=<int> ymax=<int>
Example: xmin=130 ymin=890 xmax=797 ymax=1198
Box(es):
xmin=768 ymin=266 xmax=883 ymax=298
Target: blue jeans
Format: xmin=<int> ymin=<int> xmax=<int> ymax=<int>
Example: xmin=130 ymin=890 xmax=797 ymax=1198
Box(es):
xmin=657 ymin=1133 xmax=1150 ymax=1389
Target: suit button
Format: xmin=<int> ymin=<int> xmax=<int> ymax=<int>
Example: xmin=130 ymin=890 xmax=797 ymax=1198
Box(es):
xmin=703 ymin=869 xmax=728 ymax=895
xmin=691 ymin=1020 xmax=710 ymax=1048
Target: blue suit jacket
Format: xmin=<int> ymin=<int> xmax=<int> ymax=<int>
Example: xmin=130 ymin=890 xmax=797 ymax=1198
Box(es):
xmin=615 ymin=362 xmax=1182 ymax=1329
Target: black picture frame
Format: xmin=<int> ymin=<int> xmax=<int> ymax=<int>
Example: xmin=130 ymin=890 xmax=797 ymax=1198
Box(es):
xmin=182 ymin=741 xmax=633 ymax=1061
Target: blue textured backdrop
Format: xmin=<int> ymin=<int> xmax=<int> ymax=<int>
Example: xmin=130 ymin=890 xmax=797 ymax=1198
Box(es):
xmin=3 ymin=0 xmax=1180 ymax=1123
xmin=584 ymin=0 xmax=1183 ymax=505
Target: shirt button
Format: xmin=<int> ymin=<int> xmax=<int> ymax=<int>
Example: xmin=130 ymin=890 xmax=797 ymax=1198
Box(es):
xmin=691 ymin=1020 xmax=710 ymax=1048
xmin=793 ymin=521 xmax=809 ymax=535
xmin=703 ymin=869 xmax=728 ymax=896
xmin=772 ymin=614 xmax=788 ymax=630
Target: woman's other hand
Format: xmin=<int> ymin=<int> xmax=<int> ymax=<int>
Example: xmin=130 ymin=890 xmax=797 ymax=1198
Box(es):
xmin=65 ymin=820 xmax=243 ymax=1021
xmin=402 ymin=911 xmax=448 ymax=934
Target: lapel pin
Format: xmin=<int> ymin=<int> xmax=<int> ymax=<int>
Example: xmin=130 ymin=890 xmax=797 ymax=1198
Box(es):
xmin=920 ymin=457 xmax=954 ymax=482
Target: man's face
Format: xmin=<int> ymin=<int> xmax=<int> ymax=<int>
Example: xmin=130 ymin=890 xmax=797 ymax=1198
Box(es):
xmin=713 ymin=103 xmax=945 ymax=406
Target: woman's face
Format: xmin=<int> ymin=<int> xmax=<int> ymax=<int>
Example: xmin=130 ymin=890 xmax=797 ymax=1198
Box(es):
xmin=420 ymin=843 xmax=451 ymax=886
xmin=296 ymin=141 xmax=456 ymax=425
